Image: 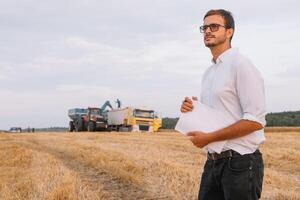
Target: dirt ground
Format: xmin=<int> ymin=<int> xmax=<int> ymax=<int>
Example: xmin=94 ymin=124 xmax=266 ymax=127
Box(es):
xmin=0 ymin=131 xmax=299 ymax=200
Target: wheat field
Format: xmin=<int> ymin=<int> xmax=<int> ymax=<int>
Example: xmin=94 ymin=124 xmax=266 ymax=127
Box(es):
xmin=0 ymin=131 xmax=299 ymax=200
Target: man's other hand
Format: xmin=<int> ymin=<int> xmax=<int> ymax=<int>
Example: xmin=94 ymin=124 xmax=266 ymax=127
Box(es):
xmin=180 ymin=96 xmax=198 ymax=113
xmin=187 ymin=131 xmax=213 ymax=148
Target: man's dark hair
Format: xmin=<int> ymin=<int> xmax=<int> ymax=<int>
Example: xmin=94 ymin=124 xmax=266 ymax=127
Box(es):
xmin=204 ymin=9 xmax=235 ymax=41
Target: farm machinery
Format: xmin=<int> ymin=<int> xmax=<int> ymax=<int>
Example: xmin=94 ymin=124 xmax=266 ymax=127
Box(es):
xmin=106 ymin=107 xmax=162 ymax=132
xmin=68 ymin=99 xmax=162 ymax=132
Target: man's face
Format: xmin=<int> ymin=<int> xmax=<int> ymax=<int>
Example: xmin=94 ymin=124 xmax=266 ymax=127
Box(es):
xmin=202 ymin=15 xmax=229 ymax=48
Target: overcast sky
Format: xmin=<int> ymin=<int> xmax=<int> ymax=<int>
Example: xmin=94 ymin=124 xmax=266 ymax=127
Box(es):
xmin=0 ymin=0 xmax=299 ymax=129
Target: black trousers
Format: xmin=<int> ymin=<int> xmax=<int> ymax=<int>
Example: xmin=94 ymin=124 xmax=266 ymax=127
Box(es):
xmin=198 ymin=150 xmax=264 ymax=200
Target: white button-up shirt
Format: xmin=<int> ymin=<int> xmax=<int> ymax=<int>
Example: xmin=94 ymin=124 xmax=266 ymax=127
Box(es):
xmin=200 ymin=48 xmax=266 ymax=155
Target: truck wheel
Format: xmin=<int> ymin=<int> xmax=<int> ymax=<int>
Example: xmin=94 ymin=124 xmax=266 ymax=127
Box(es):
xmin=76 ymin=118 xmax=83 ymax=132
xmin=69 ymin=121 xmax=75 ymax=132
xmin=87 ymin=121 xmax=95 ymax=132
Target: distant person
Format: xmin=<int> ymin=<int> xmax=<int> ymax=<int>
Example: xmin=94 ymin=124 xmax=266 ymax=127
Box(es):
xmin=32 ymin=128 xmax=35 ymax=133
xmin=180 ymin=9 xmax=266 ymax=200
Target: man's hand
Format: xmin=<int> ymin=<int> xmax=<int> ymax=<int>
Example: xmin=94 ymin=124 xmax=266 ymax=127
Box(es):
xmin=187 ymin=131 xmax=213 ymax=148
xmin=180 ymin=96 xmax=198 ymax=113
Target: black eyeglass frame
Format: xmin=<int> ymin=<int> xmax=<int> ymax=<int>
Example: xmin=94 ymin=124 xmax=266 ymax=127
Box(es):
xmin=199 ymin=23 xmax=228 ymax=33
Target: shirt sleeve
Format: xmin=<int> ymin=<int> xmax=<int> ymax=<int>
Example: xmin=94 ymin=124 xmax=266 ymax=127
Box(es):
xmin=236 ymin=58 xmax=267 ymax=127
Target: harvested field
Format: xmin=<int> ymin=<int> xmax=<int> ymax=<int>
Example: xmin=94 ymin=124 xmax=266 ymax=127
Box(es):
xmin=0 ymin=131 xmax=299 ymax=200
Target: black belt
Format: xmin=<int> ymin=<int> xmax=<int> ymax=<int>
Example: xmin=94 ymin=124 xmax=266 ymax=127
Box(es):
xmin=208 ymin=149 xmax=260 ymax=160
xmin=207 ymin=150 xmax=241 ymax=160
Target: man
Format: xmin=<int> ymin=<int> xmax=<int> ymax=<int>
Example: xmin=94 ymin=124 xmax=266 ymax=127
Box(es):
xmin=180 ymin=9 xmax=266 ymax=200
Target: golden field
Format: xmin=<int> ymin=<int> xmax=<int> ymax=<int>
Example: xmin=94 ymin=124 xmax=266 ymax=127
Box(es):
xmin=0 ymin=130 xmax=299 ymax=200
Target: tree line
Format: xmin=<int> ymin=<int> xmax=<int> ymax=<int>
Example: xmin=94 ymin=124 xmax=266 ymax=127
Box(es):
xmin=161 ymin=111 xmax=300 ymax=129
xmin=265 ymin=111 xmax=300 ymax=127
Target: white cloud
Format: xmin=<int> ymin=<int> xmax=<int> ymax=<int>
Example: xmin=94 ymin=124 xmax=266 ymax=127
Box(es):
xmin=0 ymin=74 xmax=9 ymax=80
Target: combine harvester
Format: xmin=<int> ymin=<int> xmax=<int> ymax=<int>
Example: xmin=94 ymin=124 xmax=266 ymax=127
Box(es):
xmin=68 ymin=99 xmax=162 ymax=133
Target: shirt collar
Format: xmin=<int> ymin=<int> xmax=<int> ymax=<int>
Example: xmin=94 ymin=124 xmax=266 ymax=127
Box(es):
xmin=211 ymin=47 xmax=238 ymax=65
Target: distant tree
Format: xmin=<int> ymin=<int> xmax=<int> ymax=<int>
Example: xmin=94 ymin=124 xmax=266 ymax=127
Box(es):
xmin=36 ymin=127 xmax=68 ymax=132
xmin=162 ymin=118 xmax=179 ymax=129
xmin=266 ymin=111 xmax=300 ymax=126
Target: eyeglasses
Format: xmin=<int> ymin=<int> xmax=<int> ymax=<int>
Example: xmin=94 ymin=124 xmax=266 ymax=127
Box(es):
xmin=199 ymin=24 xmax=227 ymax=33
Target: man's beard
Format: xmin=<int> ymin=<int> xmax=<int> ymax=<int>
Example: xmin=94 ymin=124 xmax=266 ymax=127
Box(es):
xmin=205 ymin=43 xmax=217 ymax=47
xmin=204 ymin=36 xmax=226 ymax=47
